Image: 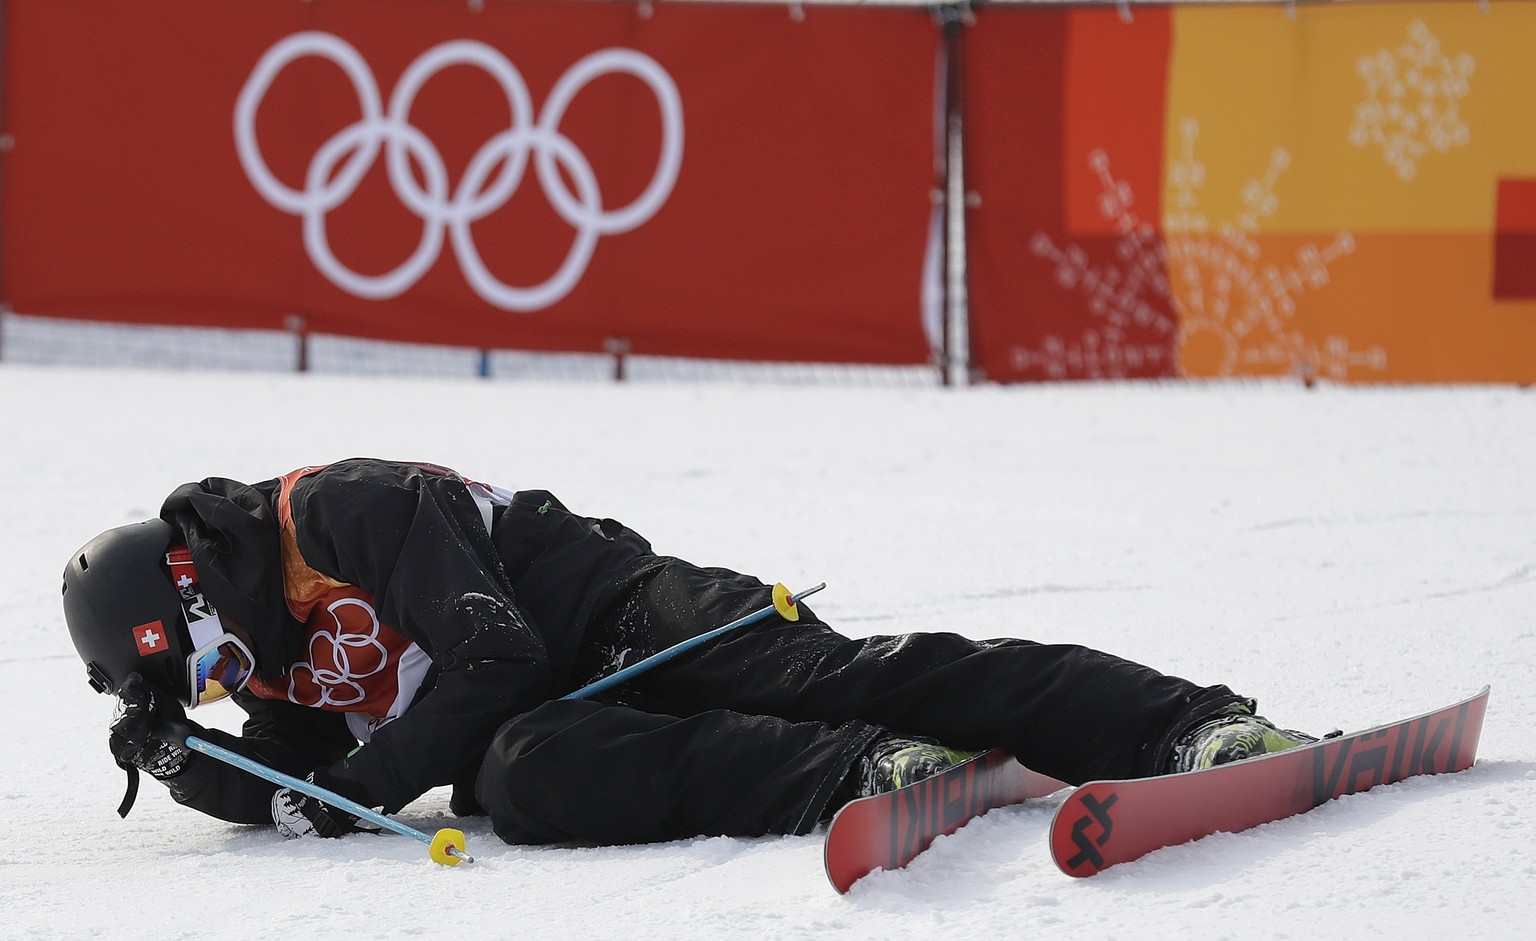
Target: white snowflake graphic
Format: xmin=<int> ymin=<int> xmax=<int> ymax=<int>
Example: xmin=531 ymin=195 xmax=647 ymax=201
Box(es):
xmin=1350 ymin=19 xmax=1474 ymax=181
xmin=1024 ymin=120 xmax=1383 ymax=381
xmin=1020 ymin=151 xmax=1176 ymax=380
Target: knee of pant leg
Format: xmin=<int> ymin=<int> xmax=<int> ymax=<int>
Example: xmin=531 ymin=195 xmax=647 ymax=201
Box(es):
xmin=474 ymin=700 xmax=606 ymax=843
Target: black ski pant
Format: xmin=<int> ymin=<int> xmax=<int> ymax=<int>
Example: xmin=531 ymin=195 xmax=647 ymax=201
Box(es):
xmin=476 ymin=561 xmax=1243 ymax=846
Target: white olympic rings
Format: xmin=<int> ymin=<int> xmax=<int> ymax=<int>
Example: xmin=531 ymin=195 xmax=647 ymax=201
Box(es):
xmin=234 ymin=32 xmax=684 ymax=311
xmin=290 ymin=597 xmax=389 ymax=709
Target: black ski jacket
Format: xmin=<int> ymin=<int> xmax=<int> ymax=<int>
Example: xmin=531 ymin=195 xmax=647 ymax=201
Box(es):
xmin=154 ymin=458 xmax=660 ymax=821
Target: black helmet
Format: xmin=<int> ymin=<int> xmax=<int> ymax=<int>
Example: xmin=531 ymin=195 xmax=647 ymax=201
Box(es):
xmin=62 ymin=520 xmax=254 ymax=708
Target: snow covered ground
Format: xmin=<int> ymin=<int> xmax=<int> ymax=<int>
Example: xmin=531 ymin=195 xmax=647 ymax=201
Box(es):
xmin=2 ymin=364 xmax=1532 ymax=939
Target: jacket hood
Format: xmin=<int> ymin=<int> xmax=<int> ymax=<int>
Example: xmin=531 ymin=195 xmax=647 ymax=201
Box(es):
xmin=159 ymin=476 xmax=298 ymax=681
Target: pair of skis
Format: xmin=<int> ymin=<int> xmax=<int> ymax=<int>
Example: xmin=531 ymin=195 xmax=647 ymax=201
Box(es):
xmin=824 ymin=686 xmax=1489 ymax=893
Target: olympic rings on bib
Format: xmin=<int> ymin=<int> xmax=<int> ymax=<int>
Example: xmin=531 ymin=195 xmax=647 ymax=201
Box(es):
xmin=234 ymin=32 xmax=683 ymax=312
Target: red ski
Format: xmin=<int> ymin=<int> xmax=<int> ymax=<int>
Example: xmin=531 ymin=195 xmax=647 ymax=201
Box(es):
xmin=1050 ymin=686 xmax=1489 ymax=877
xmin=824 ymin=748 xmax=1067 ymax=893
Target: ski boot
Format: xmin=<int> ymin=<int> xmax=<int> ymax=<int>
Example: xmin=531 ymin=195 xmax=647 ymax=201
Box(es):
xmin=1167 ymin=705 xmax=1319 ymax=774
xmin=855 ymin=735 xmax=979 ymax=797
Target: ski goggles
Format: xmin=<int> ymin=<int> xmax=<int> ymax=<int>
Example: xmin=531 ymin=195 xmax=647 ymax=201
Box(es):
xmin=167 ymin=546 xmax=255 ymax=707
xmin=186 ymin=626 xmax=255 ymax=707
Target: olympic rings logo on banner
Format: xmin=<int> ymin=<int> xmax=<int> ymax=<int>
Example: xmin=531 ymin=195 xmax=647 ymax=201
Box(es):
xmin=234 ymin=32 xmax=684 ymax=312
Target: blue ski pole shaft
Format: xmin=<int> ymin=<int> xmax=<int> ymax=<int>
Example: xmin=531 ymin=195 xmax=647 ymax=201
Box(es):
xmin=562 ymin=582 xmax=826 ymax=701
xmin=179 ymin=733 xmax=473 ymax=865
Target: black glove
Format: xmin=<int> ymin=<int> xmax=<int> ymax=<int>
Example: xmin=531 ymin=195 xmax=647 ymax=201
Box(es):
xmin=109 ymin=672 xmax=191 ymax=781
xmin=271 ymin=772 xmax=382 ymax=839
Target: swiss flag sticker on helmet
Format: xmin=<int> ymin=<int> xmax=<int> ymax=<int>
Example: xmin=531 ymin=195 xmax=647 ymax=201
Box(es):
xmin=133 ymin=621 xmax=169 ymax=656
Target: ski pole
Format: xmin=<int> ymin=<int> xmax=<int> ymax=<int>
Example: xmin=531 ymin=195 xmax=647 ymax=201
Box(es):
xmin=563 ymin=581 xmax=825 ymax=701
xmin=177 ymin=732 xmax=473 ymax=866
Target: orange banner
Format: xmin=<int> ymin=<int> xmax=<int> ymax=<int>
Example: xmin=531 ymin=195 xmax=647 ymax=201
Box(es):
xmin=1 ymin=0 xmax=940 ymax=364
xmin=966 ymin=1 xmax=1536 ymax=384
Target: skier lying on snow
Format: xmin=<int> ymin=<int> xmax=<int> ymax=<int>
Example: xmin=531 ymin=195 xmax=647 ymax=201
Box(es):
xmin=63 ymin=458 xmax=1315 ymax=845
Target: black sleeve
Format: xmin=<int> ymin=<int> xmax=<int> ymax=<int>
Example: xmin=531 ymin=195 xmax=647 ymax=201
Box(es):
xmin=160 ymin=695 xmax=358 ymax=824
xmin=286 ymin=459 xmax=547 ymax=813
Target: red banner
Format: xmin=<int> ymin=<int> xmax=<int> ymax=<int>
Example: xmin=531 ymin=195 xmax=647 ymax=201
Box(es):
xmin=964 ymin=6 xmax=1177 ymax=381
xmin=1 ymin=1 xmax=939 ymax=364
